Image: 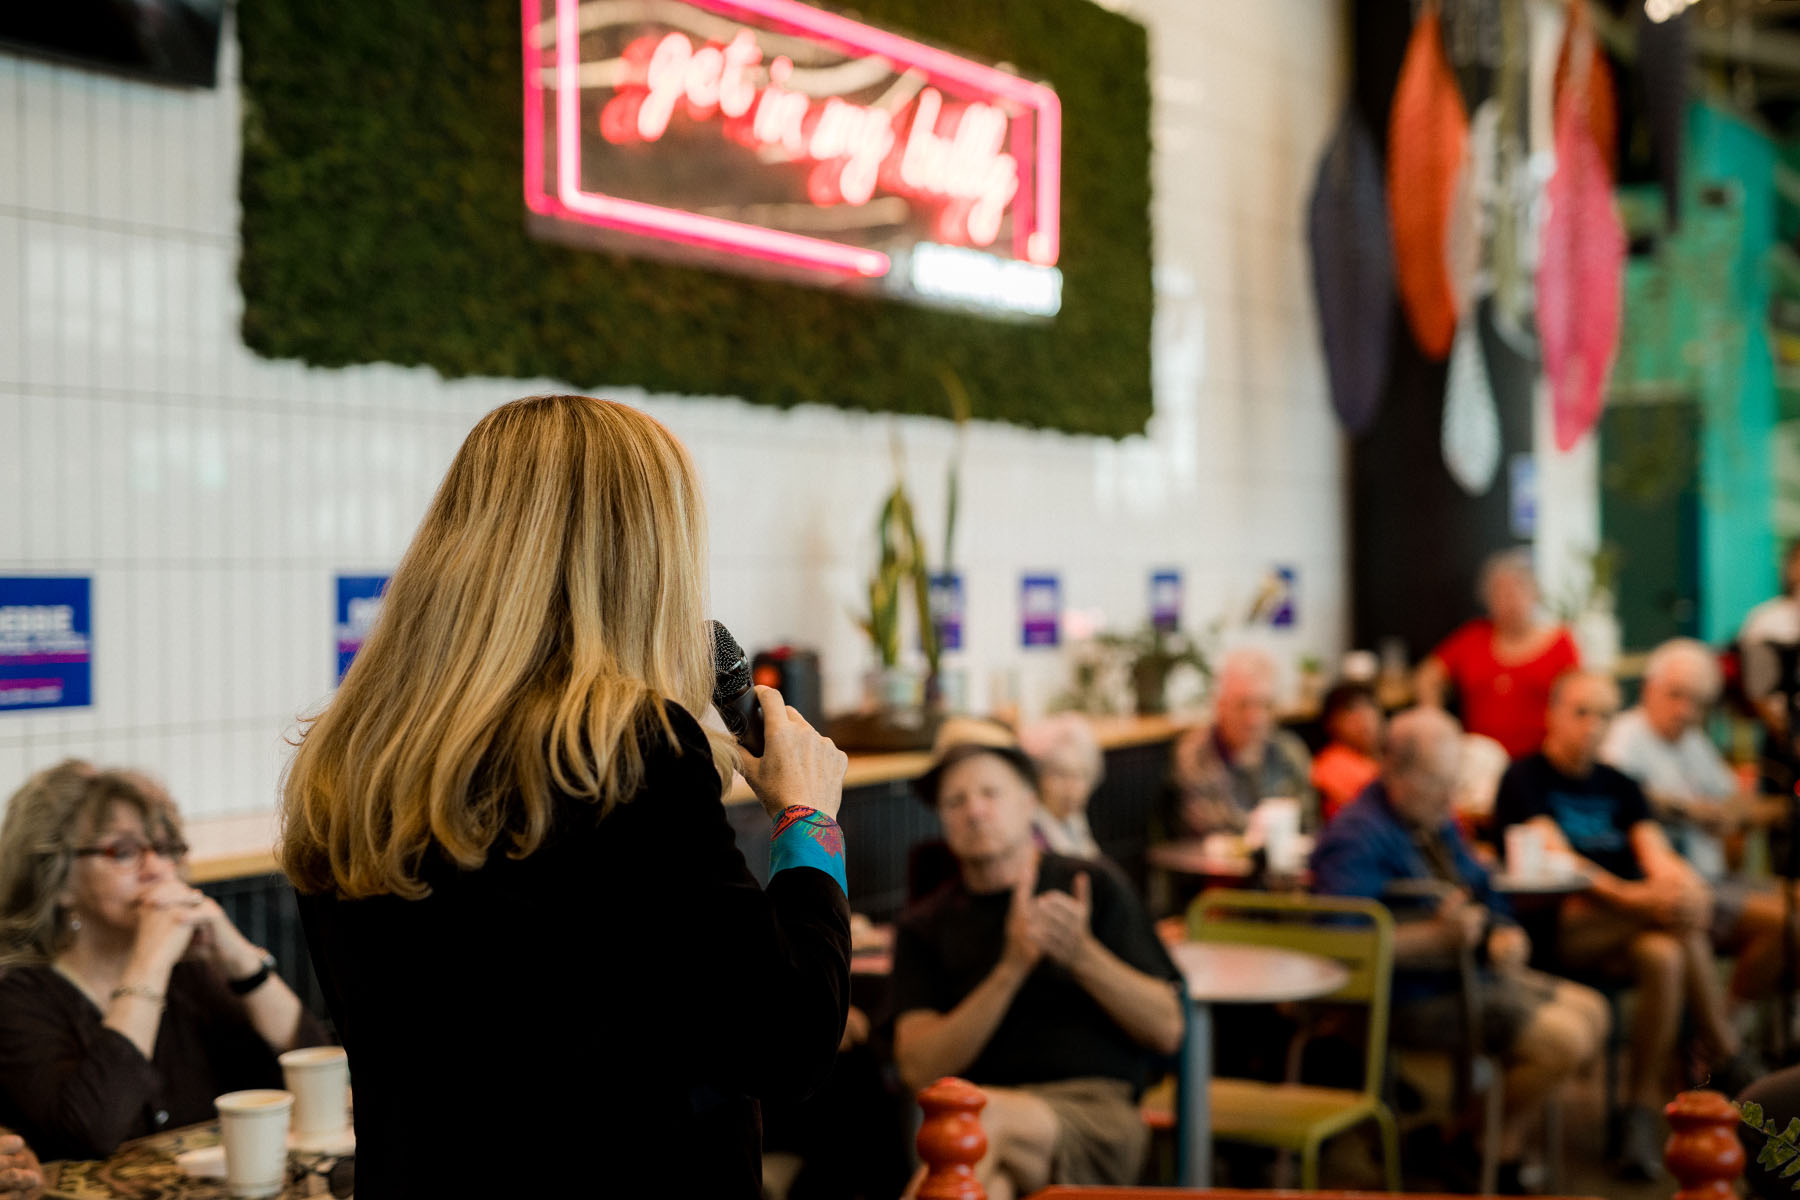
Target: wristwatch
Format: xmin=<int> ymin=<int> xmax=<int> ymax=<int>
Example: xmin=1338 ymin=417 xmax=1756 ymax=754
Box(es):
xmin=228 ymin=948 xmax=278 ymax=996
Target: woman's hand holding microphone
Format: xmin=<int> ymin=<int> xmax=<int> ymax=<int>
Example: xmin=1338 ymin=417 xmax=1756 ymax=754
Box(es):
xmin=737 ymin=685 xmax=848 ymax=822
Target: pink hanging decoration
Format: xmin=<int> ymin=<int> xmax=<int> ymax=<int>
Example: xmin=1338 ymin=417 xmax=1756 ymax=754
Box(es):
xmin=1387 ymin=2 xmax=1468 ymax=361
xmin=1537 ymin=25 xmax=1625 ymax=453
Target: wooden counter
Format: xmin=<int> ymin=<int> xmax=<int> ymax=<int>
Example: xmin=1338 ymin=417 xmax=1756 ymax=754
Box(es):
xmin=185 ymin=713 xmax=1194 ymax=884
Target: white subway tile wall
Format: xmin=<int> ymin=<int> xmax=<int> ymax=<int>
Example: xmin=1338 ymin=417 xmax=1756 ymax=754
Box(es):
xmin=0 ymin=0 xmax=1348 ymax=822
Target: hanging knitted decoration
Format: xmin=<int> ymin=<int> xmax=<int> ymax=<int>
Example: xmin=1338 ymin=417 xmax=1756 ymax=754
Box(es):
xmin=1443 ymin=315 xmax=1501 ymax=493
xmin=1552 ymin=3 xmax=1617 ymax=180
xmin=1308 ymin=105 xmax=1396 ymax=435
xmin=1538 ymin=13 xmax=1624 ymax=453
xmin=1441 ymin=100 xmax=1501 ymax=494
xmin=1387 ymin=0 xmax=1468 ymax=360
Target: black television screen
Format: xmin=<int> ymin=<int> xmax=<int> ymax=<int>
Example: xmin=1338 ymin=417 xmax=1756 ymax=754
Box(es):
xmin=0 ymin=0 xmax=224 ymax=89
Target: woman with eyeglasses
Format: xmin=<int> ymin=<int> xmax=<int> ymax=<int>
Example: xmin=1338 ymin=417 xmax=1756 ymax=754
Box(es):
xmin=0 ymin=761 xmax=329 ymax=1160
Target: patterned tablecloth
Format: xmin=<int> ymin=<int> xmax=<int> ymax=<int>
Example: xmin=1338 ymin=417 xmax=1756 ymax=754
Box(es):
xmin=45 ymin=1124 xmax=345 ymax=1200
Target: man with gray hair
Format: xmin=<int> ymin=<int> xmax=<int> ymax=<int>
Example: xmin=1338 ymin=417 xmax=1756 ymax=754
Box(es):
xmin=1161 ymin=647 xmax=1313 ymax=841
xmin=1311 ymin=708 xmax=1607 ymax=1193
xmin=1603 ymin=637 xmax=1795 ymax=1040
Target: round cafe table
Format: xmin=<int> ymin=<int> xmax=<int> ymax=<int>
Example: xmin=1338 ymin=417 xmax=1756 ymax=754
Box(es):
xmin=1169 ymin=940 xmax=1351 ymax=1188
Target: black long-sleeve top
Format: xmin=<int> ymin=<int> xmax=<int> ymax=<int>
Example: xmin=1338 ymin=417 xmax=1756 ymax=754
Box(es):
xmin=0 ymin=960 xmax=331 ymax=1161
xmin=295 ymin=701 xmax=852 ymax=1198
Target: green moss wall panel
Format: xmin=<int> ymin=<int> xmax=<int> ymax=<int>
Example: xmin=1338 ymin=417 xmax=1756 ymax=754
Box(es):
xmin=236 ymin=0 xmax=1153 ymax=437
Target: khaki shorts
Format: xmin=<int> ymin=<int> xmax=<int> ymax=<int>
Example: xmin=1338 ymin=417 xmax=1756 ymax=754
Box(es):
xmin=1015 ymin=1077 xmax=1149 ymax=1186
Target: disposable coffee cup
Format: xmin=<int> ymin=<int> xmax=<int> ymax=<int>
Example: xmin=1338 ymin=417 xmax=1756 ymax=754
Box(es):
xmin=1504 ymin=825 xmax=1548 ymax=880
xmin=279 ymin=1045 xmax=350 ymax=1139
xmin=215 ymin=1089 xmax=292 ymax=1198
xmin=1254 ymin=797 xmax=1304 ymax=874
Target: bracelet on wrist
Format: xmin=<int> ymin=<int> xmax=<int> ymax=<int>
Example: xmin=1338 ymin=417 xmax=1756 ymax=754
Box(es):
xmin=110 ymin=984 xmax=166 ymax=1009
xmin=228 ymin=949 xmax=277 ymax=996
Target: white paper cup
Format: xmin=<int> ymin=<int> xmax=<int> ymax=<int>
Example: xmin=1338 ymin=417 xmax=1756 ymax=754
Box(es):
xmin=214 ymin=1089 xmax=292 ymax=1198
xmin=279 ymin=1045 xmax=350 ymax=1138
xmin=1254 ymin=797 xmax=1304 ymax=873
xmin=1505 ymin=825 xmax=1548 ymax=881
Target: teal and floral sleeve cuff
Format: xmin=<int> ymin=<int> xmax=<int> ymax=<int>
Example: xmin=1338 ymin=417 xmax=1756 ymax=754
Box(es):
xmin=770 ymin=805 xmax=847 ymax=895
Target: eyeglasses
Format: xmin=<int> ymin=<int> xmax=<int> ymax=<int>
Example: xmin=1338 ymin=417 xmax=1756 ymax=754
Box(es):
xmin=72 ymin=838 xmax=189 ymax=868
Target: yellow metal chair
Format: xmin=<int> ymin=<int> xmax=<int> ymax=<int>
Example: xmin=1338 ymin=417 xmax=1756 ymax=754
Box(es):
xmin=1186 ymin=888 xmax=1401 ymax=1192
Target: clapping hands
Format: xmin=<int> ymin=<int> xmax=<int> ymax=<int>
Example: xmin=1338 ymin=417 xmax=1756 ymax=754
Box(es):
xmin=0 ymin=1133 xmax=41 ymax=1199
xmin=1002 ymin=869 xmax=1094 ymax=972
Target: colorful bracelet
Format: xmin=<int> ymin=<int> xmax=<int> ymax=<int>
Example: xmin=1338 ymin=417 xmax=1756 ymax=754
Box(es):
xmin=770 ymin=805 xmax=847 ymax=894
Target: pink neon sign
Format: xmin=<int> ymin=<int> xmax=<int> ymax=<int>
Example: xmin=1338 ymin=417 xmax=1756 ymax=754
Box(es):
xmin=522 ymin=0 xmax=1062 ymax=292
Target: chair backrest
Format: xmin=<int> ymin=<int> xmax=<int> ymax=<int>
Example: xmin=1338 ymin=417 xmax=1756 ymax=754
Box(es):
xmin=1186 ymin=887 xmax=1395 ymax=1100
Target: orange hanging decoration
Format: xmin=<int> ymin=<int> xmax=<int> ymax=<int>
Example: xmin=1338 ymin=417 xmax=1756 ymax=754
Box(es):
xmin=1387 ymin=0 xmax=1468 ymax=361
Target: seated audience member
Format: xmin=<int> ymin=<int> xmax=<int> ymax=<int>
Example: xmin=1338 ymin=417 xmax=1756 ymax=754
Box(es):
xmin=1312 ymin=708 xmax=1608 ymax=1193
xmin=1603 ymin=637 xmax=1797 ymax=1035
xmin=0 ymin=1131 xmax=38 ymax=1197
xmin=1494 ymin=672 xmax=1759 ymax=1178
xmin=892 ymin=742 xmax=1184 ymax=1199
xmin=1416 ymin=549 xmax=1580 ymax=759
xmin=1739 ymin=539 xmax=1800 ymax=719
xmin=1019 ymin=714 xmax=1104 ymax=859
xmin=0 ymin=762 xmax=328 ymax=1160
xmin=1736 ymin=543 xmax=1800 ymax=796
xmin=1311 ymin=681 xmax=1384 ymax=821
xmin=1162 ymin=647 xmax=1314 ymax=840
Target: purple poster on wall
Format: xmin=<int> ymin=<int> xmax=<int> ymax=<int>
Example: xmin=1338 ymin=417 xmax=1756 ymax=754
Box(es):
xmin=930 ymin=572 xmax=964 ymax=651
xmin=1020 ymin=574 xmax=1060 ymax=647
xmin=1150 ymin=569 xmax=1182 ymax=633
xmin=1270 ymin=566 xmax=1297 ymax=628
xmin=336 ymin=575 xmax=391 ymax=683
xmin=0 ymin=577 xmax=93 ymax=712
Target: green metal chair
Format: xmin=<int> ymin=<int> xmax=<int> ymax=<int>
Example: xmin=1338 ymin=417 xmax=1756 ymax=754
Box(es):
xmin=1186 ymin=888 xmax=1401 ymax=1191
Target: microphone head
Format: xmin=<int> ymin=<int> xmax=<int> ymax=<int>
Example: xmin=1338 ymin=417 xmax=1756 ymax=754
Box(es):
xmin=709 ymin=620 xmax=752 ymax=736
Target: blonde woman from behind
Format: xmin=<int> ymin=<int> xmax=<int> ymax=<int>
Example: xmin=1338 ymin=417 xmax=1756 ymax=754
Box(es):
xmin=281 ymin=396 xmax=852 ymax=1199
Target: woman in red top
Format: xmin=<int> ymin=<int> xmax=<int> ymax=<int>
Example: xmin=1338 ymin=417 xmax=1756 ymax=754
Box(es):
xmin=1415 ymin=549 xmax=1580 ymax=758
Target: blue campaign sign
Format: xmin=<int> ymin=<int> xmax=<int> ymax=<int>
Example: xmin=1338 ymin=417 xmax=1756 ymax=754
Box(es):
xmin=0 ymin=577 xmax=93 ymax=712
xmin=1509 ymin=453 xmax=1538 ymax=539
xmin=1150 ymin=569 xmax=1182 ymax=633
xmin=1020 ymin=574 xmax=1061 ymax=648
xmin=335 ymin=575 xmax=391 ymax=683
xmin=929 ymin=572 xmax=965 ymax=651
xmin=1270 ymin=565 xmax=1297 ymax=628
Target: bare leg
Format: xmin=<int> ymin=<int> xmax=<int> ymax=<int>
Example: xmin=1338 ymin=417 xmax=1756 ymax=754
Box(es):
xmin=1725 ymin=890 xmax=1789 ymax=1005
xmin=1556 ymin=900 xmax=1682 ymax=1109
xmin=1625 ymin=930 xmax=1686 ymax=1107
xmin=1497 ymin=986 xmax=1606 ymax=1160
xmin=1680 ymin=926 xmax=1742 ymax=1062
xmin=974 ymin=1088 xmax=1060 ymax=1199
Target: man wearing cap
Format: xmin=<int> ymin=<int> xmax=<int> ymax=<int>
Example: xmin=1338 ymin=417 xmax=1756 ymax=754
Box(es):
xmin=892 ymin=741 xmax=1184 ymax=1199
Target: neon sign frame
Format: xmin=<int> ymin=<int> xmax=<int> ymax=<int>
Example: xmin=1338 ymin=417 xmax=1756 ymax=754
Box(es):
xmin=521 ymin=0 xmax=1062 ymax=285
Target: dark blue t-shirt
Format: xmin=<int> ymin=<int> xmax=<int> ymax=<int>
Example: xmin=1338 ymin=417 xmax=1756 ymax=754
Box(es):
xmin=1493 ymin=753 xmax=1652 ymax=881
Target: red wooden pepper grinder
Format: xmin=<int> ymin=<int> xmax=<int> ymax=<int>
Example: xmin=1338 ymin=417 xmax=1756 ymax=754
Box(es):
xmin=916 ymin=1077 xmax=988 ymax=1200
xmin=1666 ymin=1089 xmax=1746 ymax=1200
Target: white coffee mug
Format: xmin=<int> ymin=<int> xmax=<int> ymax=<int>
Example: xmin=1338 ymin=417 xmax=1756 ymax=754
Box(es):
xmin=1504 ymin=824 xmax=1548 ymax=881
xmin=279 ymin=1045 xmax=350 ymax=1139
xmin=1253 ymin=796 xmax=1304 ymax=873
xmin=214 ymin=1089 xmax=293 ymax=1199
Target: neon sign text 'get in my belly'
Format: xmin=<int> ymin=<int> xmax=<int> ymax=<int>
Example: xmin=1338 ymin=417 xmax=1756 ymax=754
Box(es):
xmin=601 ymin=29 xmax=1020 ymax=250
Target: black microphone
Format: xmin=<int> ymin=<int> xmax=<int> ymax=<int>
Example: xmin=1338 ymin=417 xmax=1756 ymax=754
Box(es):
xmin=709 ymin=620 xmax=765 ymax=757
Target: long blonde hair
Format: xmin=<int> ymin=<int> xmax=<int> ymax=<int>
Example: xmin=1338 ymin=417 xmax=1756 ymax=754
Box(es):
xmin=0 ymin=761 xmax=184 ymax=964
xmin=280 ymin=396 xmax=738 ymax=900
